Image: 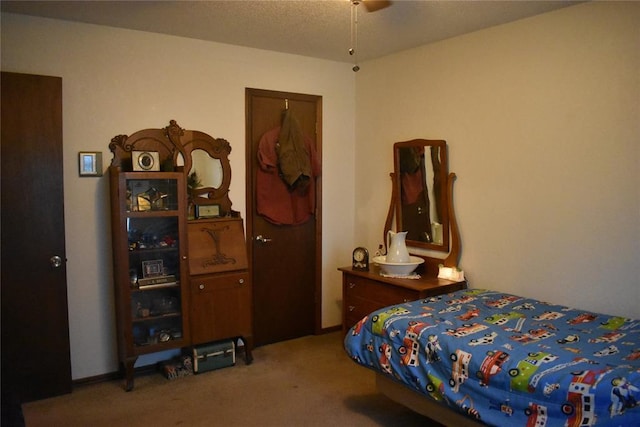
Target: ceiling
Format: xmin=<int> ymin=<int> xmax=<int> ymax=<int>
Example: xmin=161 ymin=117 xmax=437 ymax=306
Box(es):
xmin=1 ymin=1 xmax=579 ymax=63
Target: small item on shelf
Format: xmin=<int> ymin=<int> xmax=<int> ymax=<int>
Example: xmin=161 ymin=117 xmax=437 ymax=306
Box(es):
xmin=132 ymin=150 xmax=160 ymax=172
xmin=137 ymin=275 xmax=177 ymax=289
xmin=352 ymin=247 xmax=369 ymax=271
xmin=132 ymin=324 xmax=150 ymax=346
xmin=195 ymin=204 xmax=221 ymax=219
xmin=137 ymin=186 xmax=169 ymax=211
xmin=437 ymin=264 xmax=465 ymax=281
xmin=129 ymin=269 xmax=138 ymax=286
xmin=142 ymin=259 xmax=164 ymax=278
xmin=161 ymin=355 xmax=193 ymax=380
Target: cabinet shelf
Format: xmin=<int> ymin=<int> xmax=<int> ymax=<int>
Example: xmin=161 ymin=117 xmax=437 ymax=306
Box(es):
xmin=129 ymin=246 xmax=178 ymax=253
xmin=132 ymin=311 xmax=181 ymax=323
xmin=132 ymin=282 xmax=180 ymax=291
xmin=126 ymin=210 xmax=179 ymax=218
xmin=134 ymin=338 xmax=186 ymax=353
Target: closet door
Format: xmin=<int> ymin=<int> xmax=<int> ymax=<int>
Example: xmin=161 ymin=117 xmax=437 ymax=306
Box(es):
xmin=246 ymin=88 xmax=322 ymax=346
xmin=1 ymin=72 xmax=72 ymax=402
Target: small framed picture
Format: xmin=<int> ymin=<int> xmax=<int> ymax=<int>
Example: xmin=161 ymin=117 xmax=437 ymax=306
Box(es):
xmin=195 ymin=204 xmax=222 ymax=219
xmin=142 ymin=260 xmax=164 ymax=278
xmin=78 ymin=152 xmax=103 ymax=177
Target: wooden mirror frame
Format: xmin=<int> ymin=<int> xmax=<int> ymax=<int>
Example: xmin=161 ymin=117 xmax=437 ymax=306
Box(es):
xmin=109 ymin=120 xmax=236 ymax=216
xmin=383 ymin=139 xmax=461 ymax=275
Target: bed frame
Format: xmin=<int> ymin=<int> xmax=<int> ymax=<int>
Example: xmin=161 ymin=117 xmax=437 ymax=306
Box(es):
xmin=376 ymin=373 xmax=485 ymax=426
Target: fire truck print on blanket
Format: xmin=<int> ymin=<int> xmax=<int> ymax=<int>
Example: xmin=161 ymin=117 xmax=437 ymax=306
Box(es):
xmin=344 ymin=289 xmax=640 ymax=426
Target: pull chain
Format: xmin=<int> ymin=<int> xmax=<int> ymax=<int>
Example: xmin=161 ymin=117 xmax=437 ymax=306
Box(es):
xmin=350 ymin=0 xmax=360 ymax=72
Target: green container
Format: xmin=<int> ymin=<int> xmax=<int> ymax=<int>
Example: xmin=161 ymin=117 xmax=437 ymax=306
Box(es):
xmin=192 ymin=340 xmax=235 ymax=373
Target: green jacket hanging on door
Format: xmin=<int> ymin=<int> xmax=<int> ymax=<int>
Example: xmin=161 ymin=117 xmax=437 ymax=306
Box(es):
xmin=276 ymin=110 xmax=312 ymax=193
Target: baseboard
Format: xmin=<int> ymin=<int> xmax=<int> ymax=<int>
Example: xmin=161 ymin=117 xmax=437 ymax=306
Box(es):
xmin=72 ymin=363 xmax=158 ymax=387
xmin=320 ymin=325 xmax=342 ymax=334
xmin=73 ymin=330 xmax=342 ymax=387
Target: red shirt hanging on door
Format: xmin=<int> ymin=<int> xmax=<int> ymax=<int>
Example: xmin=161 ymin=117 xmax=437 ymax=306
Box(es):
xmin=257 ymin=125 xmax=320 ymax=225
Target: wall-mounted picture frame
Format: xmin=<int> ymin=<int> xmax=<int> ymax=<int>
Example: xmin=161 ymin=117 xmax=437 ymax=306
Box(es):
xmin=195 ymin=204 xmax=221 ymax=219
xmin=78 ymin=151 xmax=103 ymax=177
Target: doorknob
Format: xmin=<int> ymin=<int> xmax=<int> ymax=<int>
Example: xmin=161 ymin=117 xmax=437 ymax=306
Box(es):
xmin=254 ymin=235 xmax=272 ymax=243
xmin=50 ymin=255 xmax=64 ymax=268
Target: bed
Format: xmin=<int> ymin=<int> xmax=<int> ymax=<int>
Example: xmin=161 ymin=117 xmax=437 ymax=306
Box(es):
xmin=344 ymin=288 xmax=640 ymax=426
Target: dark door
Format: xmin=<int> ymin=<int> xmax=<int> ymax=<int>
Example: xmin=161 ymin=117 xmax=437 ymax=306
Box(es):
xmin=1 ymin=72 xmax=72 ymax=402
xmin=246 ymin=88 xmax=322 ymax=346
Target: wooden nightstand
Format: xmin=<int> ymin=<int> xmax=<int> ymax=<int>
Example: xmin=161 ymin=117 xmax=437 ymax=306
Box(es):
xmin=339 ymin=265 xmax=466 ymax=334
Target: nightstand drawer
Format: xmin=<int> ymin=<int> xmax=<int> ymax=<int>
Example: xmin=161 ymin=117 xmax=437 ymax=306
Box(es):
xmin=340 ymin=266 xmax=466 ymax=334
xmin=344 ymin=294 xmax=390 ymax=328
xmin=344 ymin=275 xmax=419 ymax=305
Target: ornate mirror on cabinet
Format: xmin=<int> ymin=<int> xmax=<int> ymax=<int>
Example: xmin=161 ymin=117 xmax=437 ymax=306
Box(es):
xmin=383 ymin=139 xmax=461 ymax=275
xmin=181 ymin=131 xmax=235 ymax=218
xmin=109 ymin=119 xmax=236 ymax=217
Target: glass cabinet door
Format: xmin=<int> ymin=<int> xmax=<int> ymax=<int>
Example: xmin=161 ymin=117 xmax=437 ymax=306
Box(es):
xmin=123 ymin=176 xmax=186 ymax=351
xmin=126 ymin=178 xmax=180 ymax=213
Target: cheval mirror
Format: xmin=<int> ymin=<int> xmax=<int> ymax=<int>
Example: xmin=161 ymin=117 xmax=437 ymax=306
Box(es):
xmin=384 ymin=139 xmax=461 ymax=275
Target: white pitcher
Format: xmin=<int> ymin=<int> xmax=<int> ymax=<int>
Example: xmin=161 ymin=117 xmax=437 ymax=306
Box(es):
xmin=386 ymin=230 xmax=410 ymax=263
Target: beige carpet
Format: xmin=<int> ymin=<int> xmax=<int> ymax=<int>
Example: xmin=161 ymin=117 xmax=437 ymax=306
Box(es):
xmin=23 ymin=332 xmax=442 ymax=426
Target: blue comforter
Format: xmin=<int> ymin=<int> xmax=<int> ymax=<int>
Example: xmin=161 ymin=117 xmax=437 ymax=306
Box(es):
xmin=344 ymin=288 xmax=640 ymax=426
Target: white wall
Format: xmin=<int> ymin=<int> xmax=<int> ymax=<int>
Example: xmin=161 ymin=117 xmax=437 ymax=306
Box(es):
xmin=1 ymin=14 xmax=356 ymax=379
xmin=356 ymin=2 xmax=639 ymax=318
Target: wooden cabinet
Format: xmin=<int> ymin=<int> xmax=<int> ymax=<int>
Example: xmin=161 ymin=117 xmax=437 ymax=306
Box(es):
xmin=108 ymin=120 xmax=253 ymax=390
xmin=109 ymin=169 xmax=191 ymax=391
xmin=188 ymin=218 xmax=253 ymax=362
xmin=339 ymin=266 xmax=466 ymax=333
xmin=189 ymin=271 xmax=251 ymax=344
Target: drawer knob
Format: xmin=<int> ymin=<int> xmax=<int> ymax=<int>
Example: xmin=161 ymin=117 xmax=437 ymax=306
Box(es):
xmin=348 ymin=305 xmax=356 ymax=312
xmin=349 ymin=282 xmax=356 ymax=289
xmin=238 ymin=278 xmax=245 ymax=284
xmin=199 ymin=284 xmax=205 ymax=290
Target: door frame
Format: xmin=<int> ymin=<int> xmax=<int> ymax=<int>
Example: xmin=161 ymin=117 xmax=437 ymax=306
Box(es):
xmin=245 ymin=88 xmax=323 ymax=336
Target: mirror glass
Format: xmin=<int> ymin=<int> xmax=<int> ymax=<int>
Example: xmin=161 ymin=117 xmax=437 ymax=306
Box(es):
xmin=394 ymin=139 xmax=449 ymax=252
xmin=190 ymin=149 xmax=223 ymax=189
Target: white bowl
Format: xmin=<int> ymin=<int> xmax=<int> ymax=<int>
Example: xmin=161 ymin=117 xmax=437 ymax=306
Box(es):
xmin=372 ymin=255 xmax=424 ymax=276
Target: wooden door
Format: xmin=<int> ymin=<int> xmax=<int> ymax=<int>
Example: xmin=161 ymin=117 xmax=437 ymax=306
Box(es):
xmin=245 ymin=89 xmax=322 ymax=346
xmin=1 ymin=72 xmax=72 ymax=402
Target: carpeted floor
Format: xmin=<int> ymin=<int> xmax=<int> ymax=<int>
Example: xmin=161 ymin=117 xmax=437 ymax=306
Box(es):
xmin=22 ymin=332 xmax=443 ymax=426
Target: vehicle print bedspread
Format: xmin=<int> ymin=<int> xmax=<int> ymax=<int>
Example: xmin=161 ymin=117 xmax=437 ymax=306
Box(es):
xmin=344 ymin=288 xmax=640 ymax=426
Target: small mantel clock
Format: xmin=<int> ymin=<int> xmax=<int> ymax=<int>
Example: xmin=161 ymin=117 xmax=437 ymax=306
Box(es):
xmin=352 ymin=247 xmax=369 ymax=271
